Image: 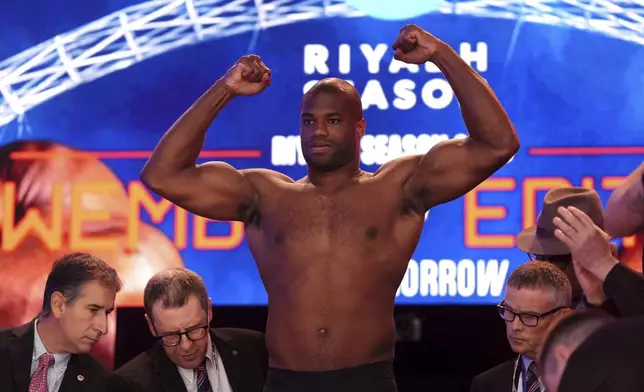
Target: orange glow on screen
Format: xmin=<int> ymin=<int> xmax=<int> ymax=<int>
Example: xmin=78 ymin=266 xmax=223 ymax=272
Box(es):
xmin=1 ymin=181 xmax=244 ymax=251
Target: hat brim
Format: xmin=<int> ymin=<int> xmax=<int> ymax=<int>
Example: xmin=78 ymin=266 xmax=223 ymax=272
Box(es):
xmin=516 ymin=226 xmax=570 ymax=255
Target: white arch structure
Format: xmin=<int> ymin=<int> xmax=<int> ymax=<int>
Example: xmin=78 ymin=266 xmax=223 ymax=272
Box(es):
xmin=1 ymin=0 xmax=643 ymax=127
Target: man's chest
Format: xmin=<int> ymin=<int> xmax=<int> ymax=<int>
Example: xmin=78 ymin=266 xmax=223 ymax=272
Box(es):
xmin=257 ymin=187 xmax=408 ymax=243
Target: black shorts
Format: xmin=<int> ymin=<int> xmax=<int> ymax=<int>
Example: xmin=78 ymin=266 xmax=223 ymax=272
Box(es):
xmin=263 ymin=361 xmax=397 ymax=392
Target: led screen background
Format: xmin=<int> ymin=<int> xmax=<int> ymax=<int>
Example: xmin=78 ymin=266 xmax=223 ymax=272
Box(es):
xmin=0 ymin=0 xmax=642 ymax=308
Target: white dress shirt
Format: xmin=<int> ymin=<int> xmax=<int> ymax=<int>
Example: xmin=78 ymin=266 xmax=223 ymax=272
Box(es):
xmin=31 ymin=319 xmax=71 ymax=392
xmin=177 ymin=335 xmax=233 ymax=392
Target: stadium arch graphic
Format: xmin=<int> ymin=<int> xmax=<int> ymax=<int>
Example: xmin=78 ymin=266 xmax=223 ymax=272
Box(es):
xmin=0 ymin=0 xmax=643 ymax=127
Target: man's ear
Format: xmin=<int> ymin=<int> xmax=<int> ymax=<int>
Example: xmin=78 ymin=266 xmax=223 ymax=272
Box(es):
xmin=145 ymin=313 xmax=156 ymax=336
xmin=553 ymin=344 xmax=573 ymax=364
xmin=51 ymin=291 xmax=67 ymax=319
xmin=356 ymin=118 xmax=366 ymax=138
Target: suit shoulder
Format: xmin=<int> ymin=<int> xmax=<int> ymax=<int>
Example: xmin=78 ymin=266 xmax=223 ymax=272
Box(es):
xmin=77 ymin=353 xmax=111 ymax=374
xmin=0 ymin=328 xmax=15 ymax=344
xmin=214 ymin=327 xmax=265 ymax=342
xmin=471 ymin=359 xmax=515 ymax=386
xmin=115 ymin=350 xmax=154 ymax=377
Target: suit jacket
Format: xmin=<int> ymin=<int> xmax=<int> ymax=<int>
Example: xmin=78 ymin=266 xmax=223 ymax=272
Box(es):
xmin=469 ymin=358 xmax=515 ymax=392
xmin=602 ymin=263 xmax=644 ymax=317
xmin=559 ymin=316 xmax=644 ymax=392
xmin=116 ymin=328 xmax=268 ymax=392
xmin=0 ymin=321 xmax=135 ymax=392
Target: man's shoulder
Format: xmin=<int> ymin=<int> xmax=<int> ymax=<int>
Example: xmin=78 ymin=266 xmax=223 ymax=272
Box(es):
xmin=0 ymin=322 xmax=33 ymax=347
xmin=72 ymin=355 xmax=140 ymax=392
xmin=75 ymin=352 xmax=109 ymax=371
xmin=242 ymin=168 xmax=293 ymax=185
xmin=471 ymin=358 xmax=516 ymax=387
xmin=374 ymin=155 xmax=422 ymax=180
xmin=116 ymin=349 xmax=155 ymax=377
xmin=0 ymin=327 xmax=16 ymax=343
xmin=70 ymin=353 xmax=113 ymax=385
xmin=213 ymin=327 xmax=265 ymax=343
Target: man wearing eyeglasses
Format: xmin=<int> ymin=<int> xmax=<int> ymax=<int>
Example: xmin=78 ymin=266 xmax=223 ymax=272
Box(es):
xmin=116 ymin=268 xmax=268 ymax=392
xmin=470 ymin=261 xmax=572 ymax=392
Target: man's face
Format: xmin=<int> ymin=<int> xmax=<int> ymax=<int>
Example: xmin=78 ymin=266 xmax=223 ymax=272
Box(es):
xmin=503 ymin=287 xmax=563 ymax=359
xmin=146 ymin=295 xmax=211 ymax=369
xmin=300 ymin=91 xmax=363 ymax=172
xmin=57 ymin=281 xmax=116 ymax=354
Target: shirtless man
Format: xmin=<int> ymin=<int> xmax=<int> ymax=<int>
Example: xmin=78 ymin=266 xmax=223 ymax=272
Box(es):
xmin=141 ymin=24 xmax=520 ymax=391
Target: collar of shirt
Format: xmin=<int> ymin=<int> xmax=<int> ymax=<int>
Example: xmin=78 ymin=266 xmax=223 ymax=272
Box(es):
xmin=521 ymin=355 xmax=533 ymax=373
xmin=177 ymin=334 xmax=216 ymax=385
xmin=33 ymin=319 xmax=71 ymax=373
xmin=521 ymin=355 xmax=544 ymax=392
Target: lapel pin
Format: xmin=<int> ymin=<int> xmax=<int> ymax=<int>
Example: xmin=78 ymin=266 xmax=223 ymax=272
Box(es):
xmin=232 ymin=350 xmax=238 ymax=356
xmin=77 ymin=375 xmax=84 ymax=382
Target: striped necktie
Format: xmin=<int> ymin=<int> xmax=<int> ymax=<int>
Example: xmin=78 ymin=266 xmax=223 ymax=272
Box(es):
xmin=526 ymin=361 xmax=541 ymax=392
xmin=195 ymin=361 xmax=212 ymax=392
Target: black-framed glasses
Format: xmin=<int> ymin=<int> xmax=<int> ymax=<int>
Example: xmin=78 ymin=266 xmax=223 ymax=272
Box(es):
xmin=154 ymin=322 xmax=209 ymax=347
xmin=496 ymin=301 xmax=567 ymax=327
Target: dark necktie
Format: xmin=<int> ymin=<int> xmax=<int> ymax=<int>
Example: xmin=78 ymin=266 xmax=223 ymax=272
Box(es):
xmin=526 ymin=361 xmax=541 ymax=392
xmin=195 ymin=361 xmax=212 ymax=392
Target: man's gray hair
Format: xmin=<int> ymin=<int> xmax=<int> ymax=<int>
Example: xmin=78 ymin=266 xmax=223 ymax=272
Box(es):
xmin=507 ymin=261 xmax=572 ymax=307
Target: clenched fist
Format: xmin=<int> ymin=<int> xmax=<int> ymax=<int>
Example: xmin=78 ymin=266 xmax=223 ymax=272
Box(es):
xmin=392 ymin=24 xmax=444 ymax=64
xmin=222 ymin=54 xmax=272 ymax=96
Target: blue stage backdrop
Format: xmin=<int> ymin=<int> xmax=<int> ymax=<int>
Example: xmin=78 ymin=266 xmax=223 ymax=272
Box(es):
xmin=0 ymin=0 xmax=642 ymax=309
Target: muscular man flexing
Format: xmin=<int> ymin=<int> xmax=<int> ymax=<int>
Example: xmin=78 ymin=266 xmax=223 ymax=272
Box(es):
xmin=141 ymin=25 xmax=519 ymax=391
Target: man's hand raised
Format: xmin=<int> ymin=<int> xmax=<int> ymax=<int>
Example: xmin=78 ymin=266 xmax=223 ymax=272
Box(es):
xmin=553 ymin=206 xmax=618 ymax=281
xmin=222 ymin=55 xmax=271 ymax=96
xmin=392 ymin=24 xmax=444 ymax=64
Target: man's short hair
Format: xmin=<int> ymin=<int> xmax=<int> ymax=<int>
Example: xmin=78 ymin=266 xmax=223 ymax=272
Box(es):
xmin=143 ymin=268 xmax=209 ymax=319
xmin=42 ymin=253 xmax=122 ymax=316
xmin=539 ymin=309 xmax=614 ymax=370
xmin=507 ymin=261 xmax=572 ymax=307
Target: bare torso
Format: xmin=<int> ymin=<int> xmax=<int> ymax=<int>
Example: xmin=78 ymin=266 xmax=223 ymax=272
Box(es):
xmin=243 ymin=164 xmax=425 ymax=371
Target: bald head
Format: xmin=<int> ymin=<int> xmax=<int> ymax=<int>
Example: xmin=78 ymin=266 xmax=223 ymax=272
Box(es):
xmin=303 ymin=78 xmax=363 ymax=120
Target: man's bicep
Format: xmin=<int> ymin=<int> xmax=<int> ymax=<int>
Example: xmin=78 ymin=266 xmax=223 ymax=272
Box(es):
xmin=151 ymin=162 xmax=259 ymax=222
xmin=406 ymin=138 xmax=510 ymax=209
xmin=605 ymin=171 xmax=644 ymax=237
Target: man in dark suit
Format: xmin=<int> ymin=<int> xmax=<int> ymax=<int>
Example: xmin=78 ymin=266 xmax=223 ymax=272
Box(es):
xmin=470 ymin=261 xmax=572 ymax=392
xmin=0 ymin=252 xmax=136 ymax=392
xmin=116 ymin=268 xmax=268 ymax=392
xmin=538 ymin=310 xmax=614 ymax=392
xmin=558 ymin=315 xmax=644 ymax=392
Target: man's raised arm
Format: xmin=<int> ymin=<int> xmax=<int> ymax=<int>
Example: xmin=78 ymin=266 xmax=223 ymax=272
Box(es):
xmin=392 ymin=25 xmax=519 ymax=211
xmin=604 ymin=161 xmax=644 ymax=238
xmin=141 ymin=55 xmax=271 ymax=222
